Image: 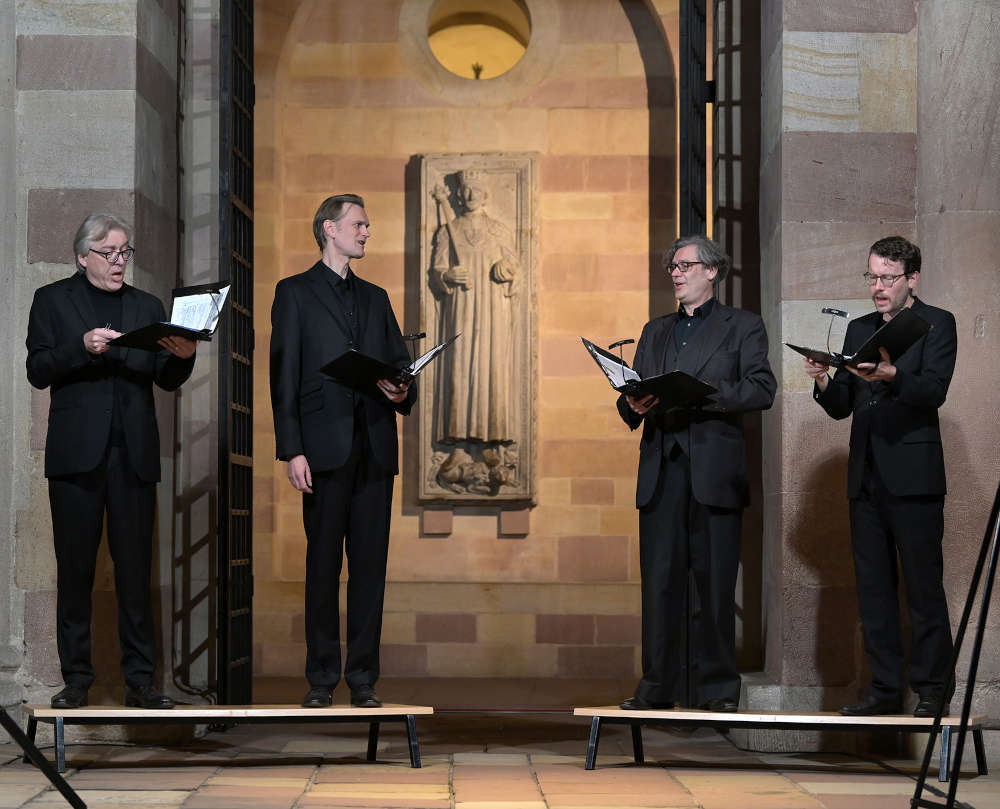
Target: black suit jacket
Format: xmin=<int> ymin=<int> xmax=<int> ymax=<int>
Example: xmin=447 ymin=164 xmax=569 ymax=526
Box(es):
xmin=814 ymin=297 xmax=956 ymax=498
xmin=618 ymin=300 xmax=776 ymax=510
xmin=26 ymin=272 xmax=196 ymax=482
xmin=269 ymin=261 xmax=416 ymax=475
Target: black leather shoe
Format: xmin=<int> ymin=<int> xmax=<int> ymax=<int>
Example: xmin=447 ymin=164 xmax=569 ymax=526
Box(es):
xmin=125 ymin=684 xmax=175 ymax=709
xmin=914 ymin=699 xmax=950 ymax=718
xmin=50 ymin=685 xmax=88 ymax=709
xmin=701 ymin=698 xmax=739 ymax=713
xmin=350 ymin=685 xmax=382 ymax=708
xmin=301 ymin=685 xmax=333 ymax=708
xmin=839 ymin=694 xmax=902 ymax=716
xmin=619 ymin=695 xmax=674 ymax=710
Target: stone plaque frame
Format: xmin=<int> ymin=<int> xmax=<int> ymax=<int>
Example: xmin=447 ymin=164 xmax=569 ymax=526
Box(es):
xmin=417 ymin=153 xmax=537 ymax=503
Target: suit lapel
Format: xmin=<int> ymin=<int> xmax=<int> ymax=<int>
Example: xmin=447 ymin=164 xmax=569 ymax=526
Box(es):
xmin=648 ymin=313 xmax=677 ymax=374
xmin=681 ymin=300 xmax=732 ymax=376
xmin=65 ymin=272 xmax=99 ymax=331
xmin=355 ymin=275 xmax=372 ymax=349
xmin=117 ymin=285 xmax=144 ymax=364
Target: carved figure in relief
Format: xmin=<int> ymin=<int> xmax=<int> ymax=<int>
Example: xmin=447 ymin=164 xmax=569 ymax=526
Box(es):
xmin=430 ymin=170 xmax=521 ymax=493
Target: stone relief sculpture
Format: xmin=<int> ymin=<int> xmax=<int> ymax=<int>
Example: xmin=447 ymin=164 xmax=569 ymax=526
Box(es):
xmin=418 ymin=155 xmax=536 ymax=502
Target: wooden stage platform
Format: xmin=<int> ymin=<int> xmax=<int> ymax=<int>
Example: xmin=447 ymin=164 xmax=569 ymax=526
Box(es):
xmin=574 ymin=705 xmax=989 ymax=781
xmin=23 ymin=703 xmax=434 ymax=773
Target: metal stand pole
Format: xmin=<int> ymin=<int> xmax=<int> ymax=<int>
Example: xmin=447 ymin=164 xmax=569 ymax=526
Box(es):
xmin=0 ymin=707 xmax=86 ymax=808
xmin=911 ymin=480 xmax=1000 ymax=809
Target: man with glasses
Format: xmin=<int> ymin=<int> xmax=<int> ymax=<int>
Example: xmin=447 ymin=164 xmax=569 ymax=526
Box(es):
xmin=804 ymin=235 xmax=956 ymax=717
xmin=618 ymin=235 xmax=775 ymax=713
xmin=26 ymin=213 xmax=197 ymax=709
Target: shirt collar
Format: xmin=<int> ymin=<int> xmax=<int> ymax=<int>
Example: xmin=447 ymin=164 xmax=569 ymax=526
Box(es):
xmin=327 ymin=265 xmax=355 ymax=289
xmin=678 ymin=296 xmax=715 ymax=320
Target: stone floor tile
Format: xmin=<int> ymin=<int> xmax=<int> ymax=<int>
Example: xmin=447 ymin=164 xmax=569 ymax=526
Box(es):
xmin=314 ymin=763 xmax=450 ymax=783
xmin=941 ymin=785 xmax=1000 ymax=809
xmin=545 ymin=795 xmax=697 ymax=808
xmin=796 ymin=780 xmax=915 ymax=795
xmin=672 ymin=771 xmax=825 ymax=809
xmin=67 ymin=766 xmax=216 ymax=790
xmin=307 ymin=783 xmax=450 ymax=797
xmin=212 ymin=764 xmax=317 ymax=777
xmin=456 ymin=788 xmax=544 ymax=802
xmin=454 ymin=803 xmax=548 ymax=809
xmin=811 ymin=797 xmax=912 ymax=809
xmin=779 ymin=770 xmax=913 ymax=784
xmin=206 ymin=775 xmax=311 ymax=787
xmin=26 ymin=789 xmax=189 ymax=805
xmin=527 ymin=754 xmax=580 ymax=764
xmin=452 ymin=753 xmax=530 ymax=764
xmin=280 ymin=738 xmax=387 ymax=754
xmin=181 ymin=785 xmax=304 ymax=809
xmin=298 ymin=800 xmax=450 ymax=809
xmin=0 ymin=786 xmax=47 ymax=808
xmin=0 ymin=766 xmax=57 ymax=785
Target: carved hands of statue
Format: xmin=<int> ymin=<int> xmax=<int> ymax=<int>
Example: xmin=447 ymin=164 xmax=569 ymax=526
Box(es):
xmin=490 ymin=256 xmax=519 ymax=297
xmin=431 ymin=184 xmax=451 ymax=206
xmin=443 ymin=265 xmax=470 ymax=289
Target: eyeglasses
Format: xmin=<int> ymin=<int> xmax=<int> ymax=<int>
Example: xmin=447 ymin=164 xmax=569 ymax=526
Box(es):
xmin=89 ymin=247 xmax=135 ymax=264
xmin=664 ymin=260 xmax=703 ymax=273
xmin=863 ymin=271 xmax=907 ymax=287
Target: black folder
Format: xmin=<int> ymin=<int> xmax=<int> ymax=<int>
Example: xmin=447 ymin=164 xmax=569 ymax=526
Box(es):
xmin=109 ymin=281 xmax=229 ymax=351
xmin=109 ymin=322 xmax=214 ymax=351
xmin=320 ymin=334 xmax=460 ymax=398
xmin=785 ymin=307 xmax=931 ymax=368
xmin=581 ymin=337 xmax=717 ymax=406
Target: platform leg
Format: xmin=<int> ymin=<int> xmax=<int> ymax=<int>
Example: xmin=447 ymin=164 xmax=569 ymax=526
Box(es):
xmin=366 ymin=722 xmax=379 ymax=762
xmin=938 ymin=724 xmax=950 ymax=783
xmin=22 ymin=716 xmax=37 ymax=764
xmin=0 ymin=709 xmax=85 ymax=809
xmin=631 ymin=723 xmax=644 ymax=765
xmin=54 ymin=717 xmax=67 ymax=774
xmin=973 ymin=728 xmax=988 ymax=776
xmin=405 ymin=715 xmax=421 ymax=768
xmin=585 ymin=717 xmax=602 ymax=771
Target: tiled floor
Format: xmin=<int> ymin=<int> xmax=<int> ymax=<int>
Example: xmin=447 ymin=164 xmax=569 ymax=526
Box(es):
xmin=2 ymin=713 xmax=996 ymax=809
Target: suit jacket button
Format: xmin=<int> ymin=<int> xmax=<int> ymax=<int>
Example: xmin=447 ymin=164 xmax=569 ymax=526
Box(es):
xmin=869 ymin=400 xmax=877 ymax=407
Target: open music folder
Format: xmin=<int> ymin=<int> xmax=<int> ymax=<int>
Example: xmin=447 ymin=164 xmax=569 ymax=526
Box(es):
xmin=581 ymin=337 xmax=716 ymax=405
xmin=785 ymin=306 xmax=931 ymax=368
xmin=109 ymin=281 xmax=230 ymax=351
xmin=321 ymin=333 xmax=461 ymax=398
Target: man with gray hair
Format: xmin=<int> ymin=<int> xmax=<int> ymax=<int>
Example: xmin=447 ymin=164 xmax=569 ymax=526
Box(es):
xmin=26 ymin=213 xmax=197 ymax=709
xmin=618 ymin=235 xmax=775 ymax=713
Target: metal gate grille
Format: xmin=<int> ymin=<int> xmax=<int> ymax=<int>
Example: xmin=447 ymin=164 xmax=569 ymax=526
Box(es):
xmin=218 ymin=0 xmax=254 ymax=705
xmin=679 ymin=0 xmax=710 ymax=237
xmin=678 ymin=0 xmax=710 ymax=708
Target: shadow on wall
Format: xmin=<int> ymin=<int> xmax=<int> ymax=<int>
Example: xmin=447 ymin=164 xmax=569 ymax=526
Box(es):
xmin=785 ymin=452 xmax=863 ymax=707
xmin=621 ymin=0 xmax=677 ymax=322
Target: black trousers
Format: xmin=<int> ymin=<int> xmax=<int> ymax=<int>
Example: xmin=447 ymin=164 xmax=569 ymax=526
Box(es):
xmin=849 ymin=460 xmax=954 ymax=701
xmin=636 ymin=447 xmax=742 ymax=706
xmin=302 ymin=418 xmax=393 ymax=690
xmin=47 ymin=445 xmax=157 ymax=690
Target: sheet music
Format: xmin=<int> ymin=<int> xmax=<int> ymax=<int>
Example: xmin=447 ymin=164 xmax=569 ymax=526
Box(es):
xmin=169 ymin=285 xmax=230 ymax=331
xmin=593 ymin=350 xmax=640 ymax=387
xmin=408 ymin=333 xmax=461 ymax=375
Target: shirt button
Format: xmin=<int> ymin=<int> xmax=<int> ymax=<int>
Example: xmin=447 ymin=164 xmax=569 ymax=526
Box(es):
xmin=869 ymin=400 xmax=877 ymax=408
